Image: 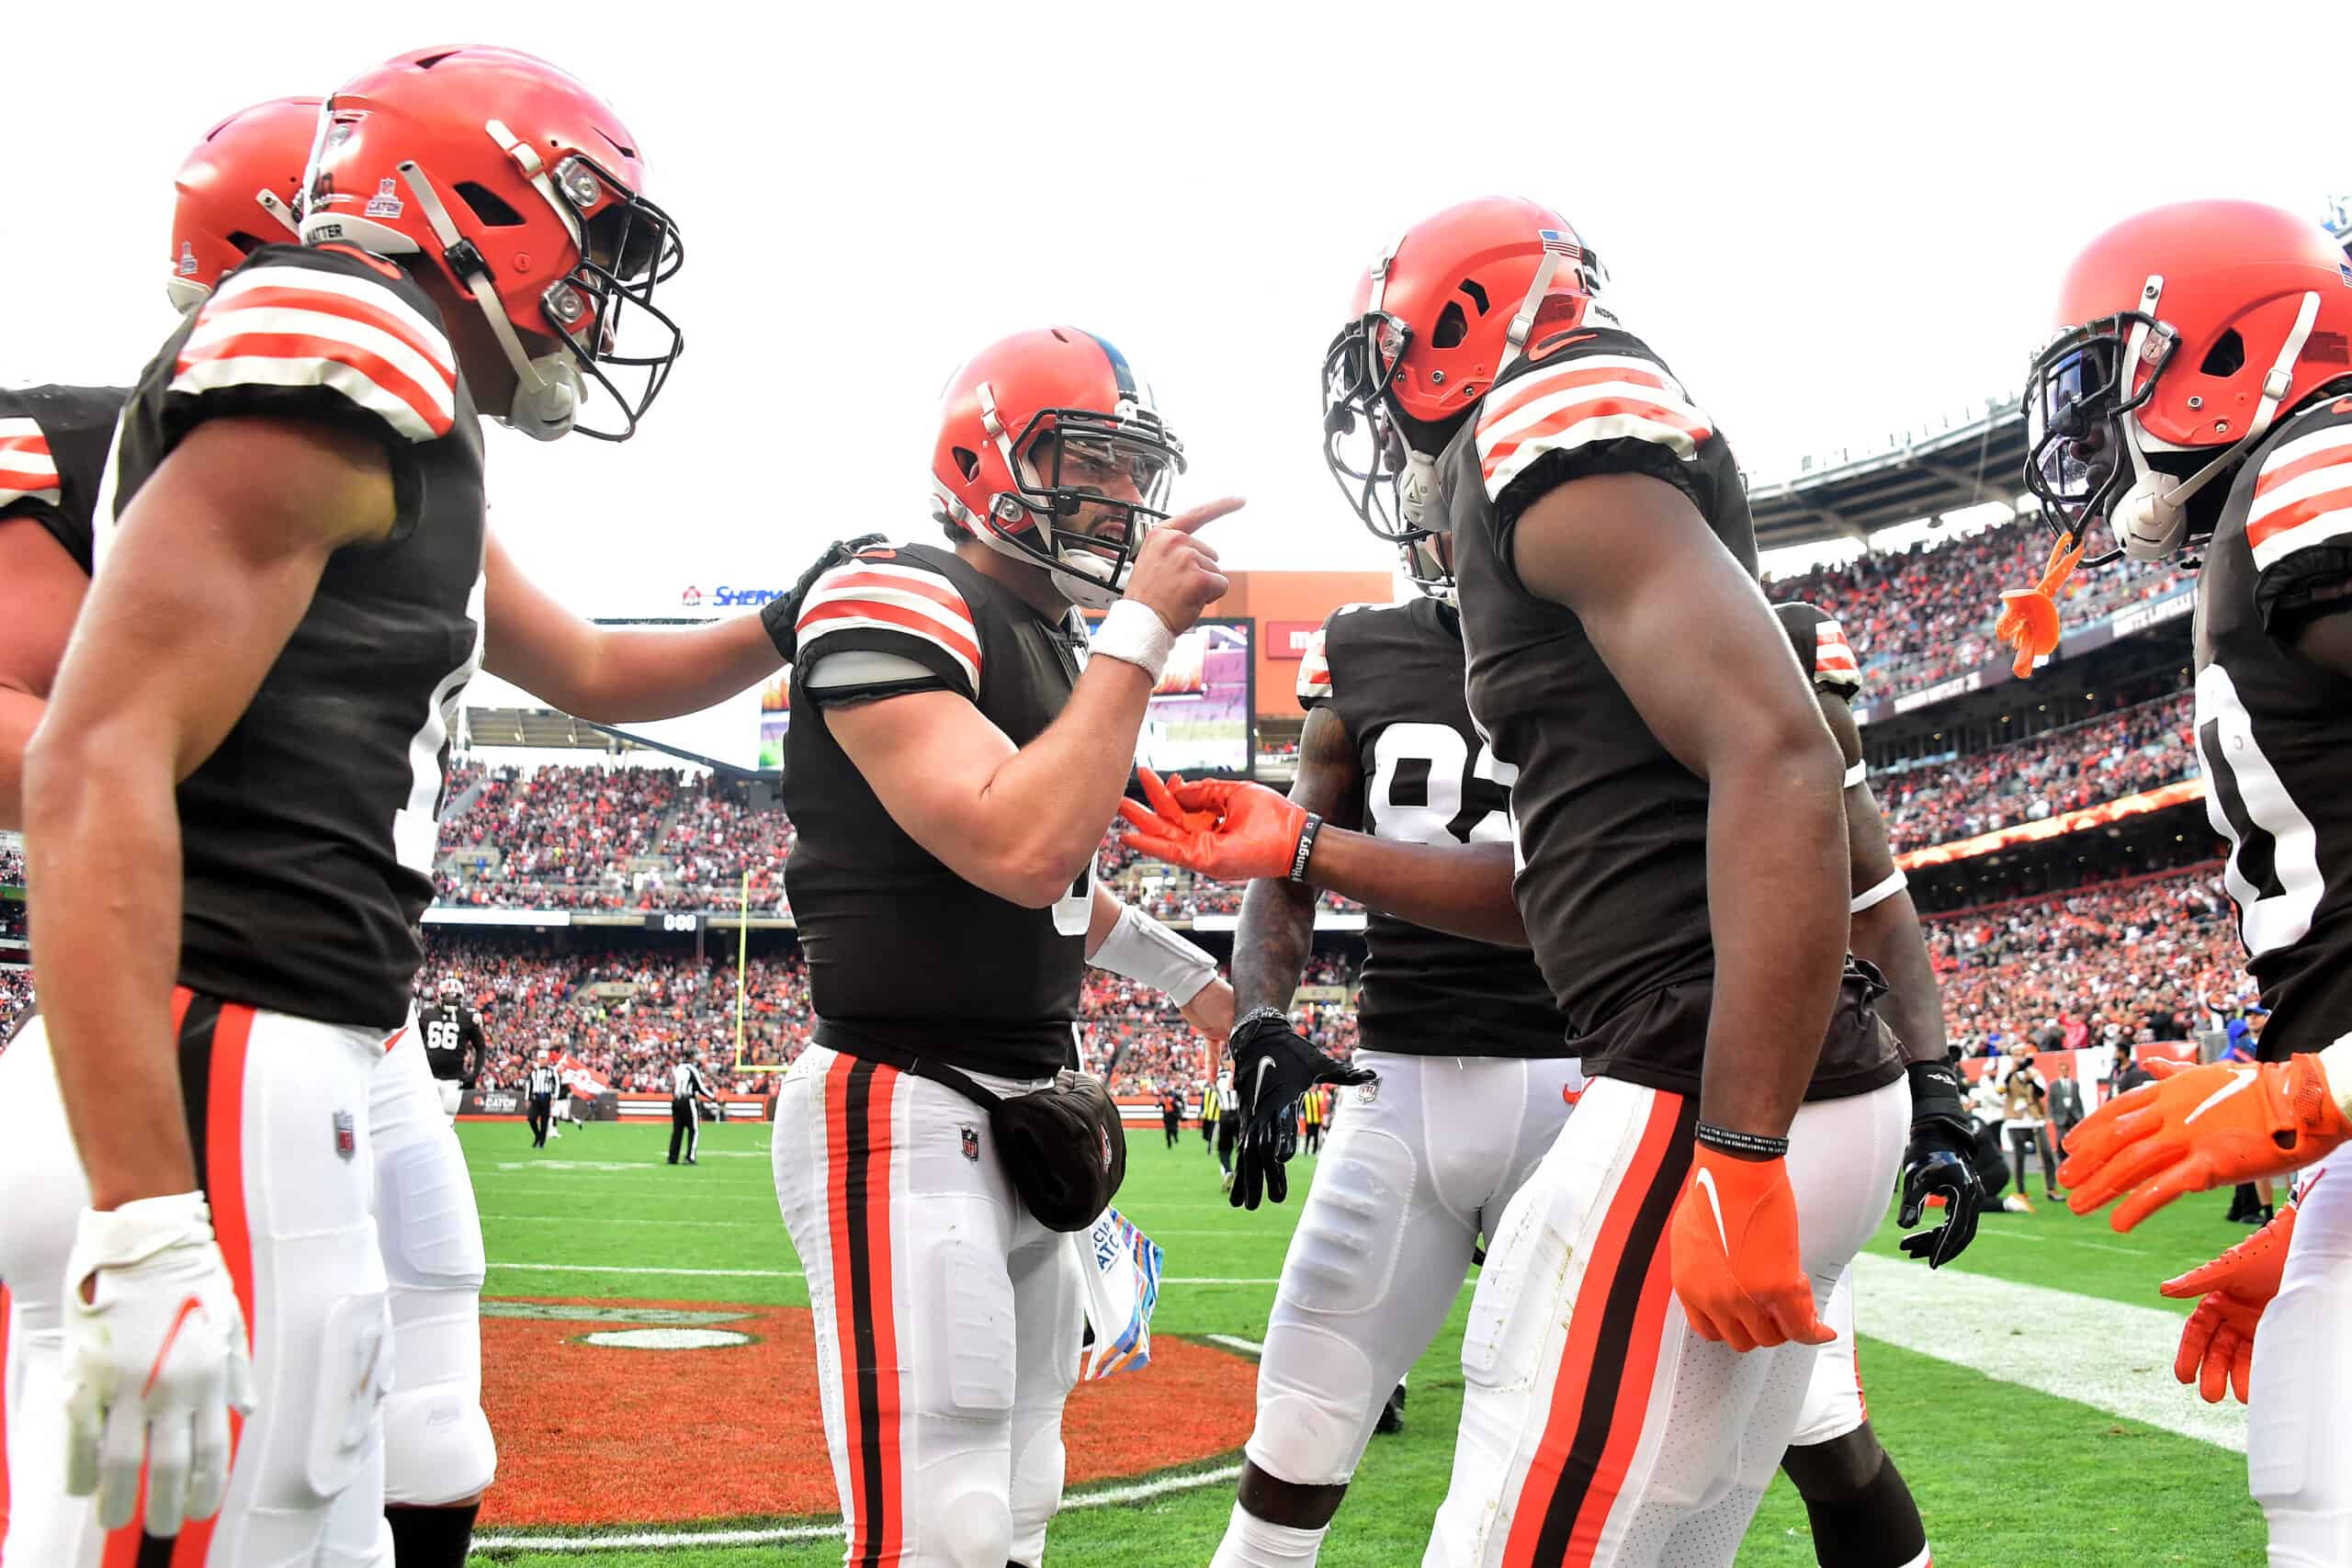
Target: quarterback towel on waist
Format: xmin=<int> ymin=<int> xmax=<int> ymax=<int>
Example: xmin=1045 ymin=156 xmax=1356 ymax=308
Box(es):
xmin=820 ymin=1029 xmax=1126 ymax=1231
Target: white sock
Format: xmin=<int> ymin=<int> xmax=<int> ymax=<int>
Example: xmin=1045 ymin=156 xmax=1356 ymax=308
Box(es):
xmin=1209 ymin=1502 xmax=1329 ymax=1568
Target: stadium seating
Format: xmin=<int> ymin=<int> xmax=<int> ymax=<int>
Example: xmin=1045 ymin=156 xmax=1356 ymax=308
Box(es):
xmin=1875 ymin=691 xmax=2196 ymax=855
xmin=1928 ymin=864 xmax=2243 ymax=1056
xmin=1766 ymin=512 xmax=2190 ymax=704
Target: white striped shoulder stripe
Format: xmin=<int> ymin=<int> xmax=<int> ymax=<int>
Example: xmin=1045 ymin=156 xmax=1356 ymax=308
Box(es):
xmin=796 ymin=559 xmax=983 ymax=691
xmin=1474 ymin=355 xmax=1715 ymax=497
xmin=1813 ymin=619 xmax=1860 ymax=690
xmin=209 ymin=264 xmax=455 ymax=375
xmin=2247 ymin=423 xmax=2352 ymax=571
xmin=0 ymin=416 xmax=62 ymax=508
xmin=1295 ymin=626 xmax=1332 ymax=702
xmin=171 ymin=263 xmax=458 ymax=443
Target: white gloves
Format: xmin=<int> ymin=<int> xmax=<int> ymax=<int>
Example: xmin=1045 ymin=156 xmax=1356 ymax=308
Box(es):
xmin=62 ymin=1192 xmax=257 ymax=1534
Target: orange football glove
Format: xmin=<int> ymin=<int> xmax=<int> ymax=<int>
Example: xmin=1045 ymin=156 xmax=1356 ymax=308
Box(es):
xmin=1993 ymin=533 xmax=2085 ymax=679
xmin=2159 ymin=1204 xmax=2297 ymax=1404
xmin=1115 ymin=767 xmax=1308 ymax=883
xmin=1668 ymin=1145 xmax=1835 ymax=1353
xmin=2059 ymin=1055 xmax=2351 ymax=1232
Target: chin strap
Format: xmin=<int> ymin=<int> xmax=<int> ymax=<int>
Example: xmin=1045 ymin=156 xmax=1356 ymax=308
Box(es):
xmin=397 ymin=151 xmax=580 ymax=441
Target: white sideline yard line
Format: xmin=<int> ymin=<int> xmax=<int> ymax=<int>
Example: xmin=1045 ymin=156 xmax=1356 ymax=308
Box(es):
xmin=470 ymin=1463 xmax=1246 ymax=1554
xmin=1849 ymin=1252 xmax=2246 ymax=1453
xmin=486 ymin=1260 xmax=1287 ymax=1285
xmin=491 ymin=1262 xmax=804 ymax=1279
xmin=1205 ymin=1333 xmax=1264 ymax=1356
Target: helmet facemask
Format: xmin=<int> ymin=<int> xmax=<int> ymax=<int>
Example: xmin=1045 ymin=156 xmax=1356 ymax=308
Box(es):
xmin=967 ymin=391 xmax=1184 ymax=610
xmin=1322 ymin=310 xmax=1440 ymax=550
xmin=2025 ymin=276 xmax=2323 ymax=564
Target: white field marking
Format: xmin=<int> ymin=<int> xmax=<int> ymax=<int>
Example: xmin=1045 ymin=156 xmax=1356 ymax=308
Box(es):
xmin=1205 ymin=1333 xmax=1265 ymax=1356
xmin=489 ymin=1262 xmax=805 ymax=1280
xmin=469 ymin=1463 xmax=1247 ymax=1554
xmin=1849 ymin=1252 xmax=2246 ymax=1452
xmin=492 ymin=1160 xmax=663 ymax=1172
xmin=480 ymin=1213 xmax=755 ymax=1227
xmin=474 ymin=1184 xmax=780 ymax=1201
xmin=482 ymin=1259 xmax=1293 ymax=1287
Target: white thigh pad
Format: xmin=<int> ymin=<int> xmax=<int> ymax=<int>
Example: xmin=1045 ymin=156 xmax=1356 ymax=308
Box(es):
xmin=305 ymin=1292 xmax=393 ymax=1502
xmin=1276 ymin=1126 xmax=1418 ymax=1317
xmin=376 ymin=1124 xmax=486 ymax=1292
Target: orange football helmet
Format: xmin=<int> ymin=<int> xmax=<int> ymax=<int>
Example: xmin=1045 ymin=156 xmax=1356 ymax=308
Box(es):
xmin=931 ymin=328 xmax=1184 ymax=611
xmin=300 ymin=45 xmax=684 ymax=441
xmin=1320 ymin=196 xmax=1607 ymax=587
xmin=166 ymin=97 xmax=319 ymax=311
xmin=2023 ymin=199 xmax=2352 ymax=564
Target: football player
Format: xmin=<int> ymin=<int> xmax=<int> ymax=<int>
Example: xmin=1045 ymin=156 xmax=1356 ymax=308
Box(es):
xmin=0 ymin=47 xmax=775 ymax=1568
xmin=418 ymin=976 xmax=488 ymax=1121
xmin=1203 ymin=547 xmax=1579 ymax=1568
xmin=2003 ymin=200 xmax=2352 ymax=1565
xmin=769 ymin=328 xmax=1237 ymax=1567
xmin=1125 ymin=197 xmax=1915 ymax=1564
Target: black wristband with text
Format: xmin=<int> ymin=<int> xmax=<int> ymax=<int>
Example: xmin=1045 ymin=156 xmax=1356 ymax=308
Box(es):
xmin=1694 ymin=1121 xmax=1791 ymax=1159
xmin=1287 ymin=814 xmax=1323 ymax=884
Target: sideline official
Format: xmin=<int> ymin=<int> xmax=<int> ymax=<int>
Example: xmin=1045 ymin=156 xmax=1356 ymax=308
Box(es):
xmin=670 ymin=1057 xmax=713 ymax=1166
xmin=526 ymin=1052 xmax=560 ymax=1148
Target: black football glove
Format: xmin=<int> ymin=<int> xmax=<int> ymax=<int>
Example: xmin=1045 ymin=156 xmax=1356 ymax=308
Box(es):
xmin=1896 ymin=1059 xmax=1984 ymax=1268
xmin=760 ymin=534 xmax=890 ymax=660
xmin=1226 ymin=1008 xmax=1376 ymax=1211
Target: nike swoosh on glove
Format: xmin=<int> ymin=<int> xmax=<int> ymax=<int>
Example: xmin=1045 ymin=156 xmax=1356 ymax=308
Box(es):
xmin=1895 ymin=1060 xmax=1985 ymax=1269
xmin=62 ymin=1193 xmax=258 ymax=1535
xmin=2159 ymin=1201 xmax=2298 ymax=1404
xmin=1668 ymin=1146 xmax=1835 ymax=1353
xmin=2059 ymin=1053 xmax=2351 ymax=1232
xmin=1116 ymin=768 xmax=1306 ymax=884
xmin=1225 ymin=1010 xmax=1374 ymax=1211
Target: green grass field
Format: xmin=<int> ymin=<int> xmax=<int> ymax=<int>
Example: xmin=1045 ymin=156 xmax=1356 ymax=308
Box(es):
xmin=462 ymin=1117 xmax=2267 ymax=1565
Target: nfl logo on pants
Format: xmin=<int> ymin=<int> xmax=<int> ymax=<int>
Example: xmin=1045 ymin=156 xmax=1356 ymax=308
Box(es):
xmin=334 ymin=1110 xmax=356 ymax=1161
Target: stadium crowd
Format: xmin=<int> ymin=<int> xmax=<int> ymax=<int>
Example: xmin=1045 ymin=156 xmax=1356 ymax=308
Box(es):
xmin=1928 ymin=864 xmax=2243 ymax=1057
xmin=1875 ymin=692 xmax=2197 ymax=854
xmin=1768 ymin=513 xmax=2189 ymax=704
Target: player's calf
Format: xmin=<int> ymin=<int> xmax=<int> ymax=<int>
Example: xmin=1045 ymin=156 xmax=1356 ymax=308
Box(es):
xmin=1779 ymin=1425 xmax=1928 ymax=1568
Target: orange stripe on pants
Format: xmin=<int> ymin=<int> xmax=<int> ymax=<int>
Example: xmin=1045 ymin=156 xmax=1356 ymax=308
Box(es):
xmin=1503 ymin=1089 xmax=1686 ymax=1567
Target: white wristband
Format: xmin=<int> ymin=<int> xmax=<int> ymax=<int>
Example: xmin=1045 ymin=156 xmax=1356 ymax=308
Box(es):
xmin=1850 ymin=867 xmax=1907 ymax=913
xmin=2317 ymin=1033 xmax=2352 ymax=1121
xmin=1841 ymin=761 xmax=1868 ymax=790
xmin=1091 ymin=599 xmax=1176 ymax=683
xmin=1092 ymin=902 xmax=1218 ymax=1004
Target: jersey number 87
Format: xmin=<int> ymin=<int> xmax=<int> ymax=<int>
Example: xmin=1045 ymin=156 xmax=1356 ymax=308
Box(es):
xmin=1367 ymin=721 xmax=1516 ymax=847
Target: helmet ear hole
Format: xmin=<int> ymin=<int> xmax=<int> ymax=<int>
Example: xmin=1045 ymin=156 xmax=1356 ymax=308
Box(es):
xmin=952 ymin=446 xmax=982 ymax=482
xmin=1431 ymin=301 xmax=1469 ymax=350
xmin=2199 ymin=329 xmax=2246 ymax=378
xmin=455 ymin=181 xmax=527 ymax=227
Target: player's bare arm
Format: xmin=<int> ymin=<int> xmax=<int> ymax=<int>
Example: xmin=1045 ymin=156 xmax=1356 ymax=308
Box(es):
xmin=825 ymin=504 xmax=1230 ymax=909
xmin=481 ymin=528 xmax=788 ymax=723
xmin=1810 ymin=686 xmax=1945 ymax=1064
xmin=1511 ymin=469 xmax=1847 ymax=1142
xmin=1122 ymin=773 xmax=1527 ymax=947
xmin=0 ymin=518 xmax=85 ymax=829
xmin=22 ymin=415 xmax=395 ymax=1208
xmin=1231 ymin=704 xmax=1363 ymax=1019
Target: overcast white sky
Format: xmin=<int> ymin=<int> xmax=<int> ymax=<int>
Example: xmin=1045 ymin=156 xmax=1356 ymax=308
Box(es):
xmin=8 ymin=0 xmax=2349 ymax=612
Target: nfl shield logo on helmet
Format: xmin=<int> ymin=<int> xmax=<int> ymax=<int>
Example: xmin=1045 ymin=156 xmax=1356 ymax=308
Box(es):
xmin=960 ymin=1125 xmax=979 ymax=1163
xmin=333 ymin=1110 xmax=357 ymax=1161
xmin=177 ymin=241 xmax=199 ymax=278
xmin=363 ymin=177 xmax=404 ymax=219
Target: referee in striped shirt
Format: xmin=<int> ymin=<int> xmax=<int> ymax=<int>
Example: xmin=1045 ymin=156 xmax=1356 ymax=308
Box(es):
xmin=669 ymin=1057 xmax=714 ymax=1166
xmin=526 ymin=1051 xmax=561 ymax=1147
